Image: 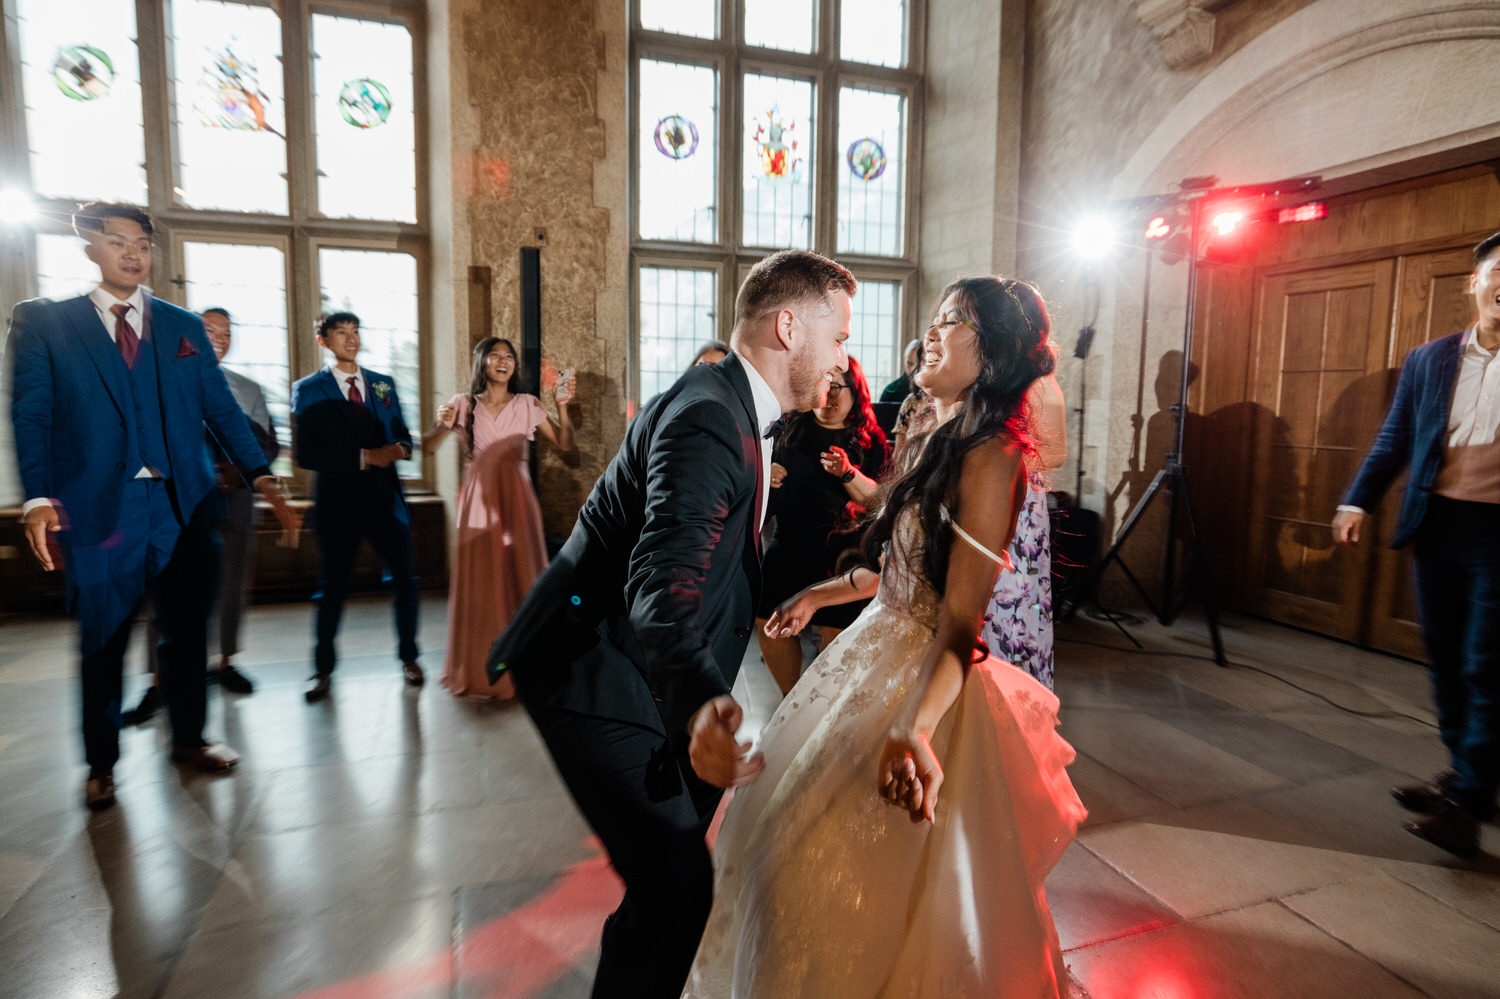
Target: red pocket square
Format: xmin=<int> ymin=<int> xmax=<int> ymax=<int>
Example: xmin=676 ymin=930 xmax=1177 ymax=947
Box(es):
xmin=176 ymin=337 xmax=198 ymax=358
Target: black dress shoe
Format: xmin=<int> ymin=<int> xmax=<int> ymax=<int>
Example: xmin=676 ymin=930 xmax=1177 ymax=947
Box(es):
xmin=1405 ymin=799 xmax=1481 ymax=858
xmin=1392 ymin=770 xmax=1458 ymax=813
xmin=218 ymin=664 xmax=256 ymax=694
xmin=402 ymin=661 xmax=425 ymax=687
xmin=122 ymin=686 xmax=162 ymax=726
xmin=305 ymin=673 xmax=332 ymax=703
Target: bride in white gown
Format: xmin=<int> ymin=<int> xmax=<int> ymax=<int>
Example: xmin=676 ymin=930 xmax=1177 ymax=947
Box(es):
xmin=684 ymin=276 xmax=1087 ymax=998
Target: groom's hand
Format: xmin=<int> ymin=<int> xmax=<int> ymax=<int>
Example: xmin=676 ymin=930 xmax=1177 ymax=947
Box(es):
xmin=688 ymin=695 xmax=765 ymax=788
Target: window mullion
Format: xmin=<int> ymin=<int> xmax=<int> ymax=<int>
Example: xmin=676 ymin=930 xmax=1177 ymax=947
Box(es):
xmin=138 ymin=0 xmax=176 ymax=298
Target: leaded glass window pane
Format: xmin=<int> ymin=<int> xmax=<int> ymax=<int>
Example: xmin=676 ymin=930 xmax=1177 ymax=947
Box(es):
xmin=742 ymin=73 xmax=813 ymax=249
xmin=640 ymin=0 xmax=717 ymax=39
xmin=171 ymin=0 xmax=287 ymax=214
xmin=35 ymin=233 xmax=100 ymax=300
xmin=184 ymin=242 xmax=292 ymax=476
xmin=311 ymin=14 xmax=416 ymax=223
xmin=16 ymin=0 xmax=146 ymax=202
xmin=836 ymin=86 xmax=906 ymax=257
xmin=638 ymin=266 xmax=717 ymax=402
xmin=744 ymin=0 xmax=814 ymax=54
xmin=847 ymin=278 xmax=901 ymax=392
xmin=840 ymin=0 xmax=908 ymax=67
xmin=318 ymin=248 xmax=421 ymax=479
xmin=638 ymin=60 xmax=719 ymax=243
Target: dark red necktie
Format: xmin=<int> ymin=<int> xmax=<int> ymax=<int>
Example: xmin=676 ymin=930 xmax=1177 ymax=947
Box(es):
xmin=347 ymin=376 xmax=365 ymax=407
xmin=110 ymin=303 xmax=139 ymax=369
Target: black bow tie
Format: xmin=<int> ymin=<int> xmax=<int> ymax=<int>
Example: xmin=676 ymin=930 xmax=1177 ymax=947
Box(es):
xmin=763 ymin=413 xmax=793 ymax=440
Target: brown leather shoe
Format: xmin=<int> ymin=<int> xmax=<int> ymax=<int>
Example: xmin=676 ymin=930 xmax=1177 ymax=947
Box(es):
xmin=171 ymin=742 xmax=240 ymax=774
xmin=402 ymin=661 xmax=425 ymax=687
xmin=1405 ymin=799 xmax=1481 ymax=858
xmin=84 ymin=772 xmax=116 ymax=811
xmin=305 ymin=673 xmax=332 ymax=703
xmin=1392 ymin=770 xmax=1458 ymax=813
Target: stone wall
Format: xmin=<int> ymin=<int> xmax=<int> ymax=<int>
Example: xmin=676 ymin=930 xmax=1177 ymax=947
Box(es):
xmin=438 ymin=0 xmax=629 ymax=540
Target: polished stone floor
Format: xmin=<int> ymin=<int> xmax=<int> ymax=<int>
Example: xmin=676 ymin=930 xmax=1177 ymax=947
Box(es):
xmin=0 ymin=595 xmax=1497 ymax=998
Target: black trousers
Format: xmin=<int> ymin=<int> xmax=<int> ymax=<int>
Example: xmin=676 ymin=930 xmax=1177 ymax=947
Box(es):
xmin=78 ymin=485 xmax=221 ymax=771
xmin=522 ymin=639 xmax=722 ymax=999
xmin=313 ymin=511 xmax=419 ymax=673
xmin=1412 ymin=496 xmax=1500 ymax=820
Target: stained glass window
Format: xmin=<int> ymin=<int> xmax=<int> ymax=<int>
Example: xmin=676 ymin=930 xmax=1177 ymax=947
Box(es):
xmin=745 ymin=0 xmax=815 ymax=54
xmin=639 ymin=0 xmax=718 ymax=39
xmin=742 ymin=74 xmax=814 ymax=249
xmin=847 ymin=278 xmax=902 ymax=392
xmin=638 ymin=266 xmax=718 ymax=403
xmin=15 ymin=0 xmax=146 ymax=202
xmin=638 ymin=60 xmax=719 ymax=243
xmin=318 ymin=248 xmax=421 ymax=478
xmin=311 ymin=14 xmax=416 ymax=222
xmin=841 ymin=0 xmax=908 ymax=67
xmin=170 ymin=0 xmax=287 ymax=214
xmin=837 ymin=86 xmax=907 ymax=257
xmin=184 ymin=242 xmax=292 ymax=476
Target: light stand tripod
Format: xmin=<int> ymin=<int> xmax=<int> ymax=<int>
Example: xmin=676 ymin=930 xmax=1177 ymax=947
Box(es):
xmin=1060 ymin=188 xmax=1231 ymax=663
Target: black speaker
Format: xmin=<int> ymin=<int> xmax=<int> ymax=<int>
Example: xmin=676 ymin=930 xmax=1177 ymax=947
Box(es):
xmin=519 ymin=247 xmax=542 ymax=392
xmin=1049 ymin=504 xmax=1100 ymax=609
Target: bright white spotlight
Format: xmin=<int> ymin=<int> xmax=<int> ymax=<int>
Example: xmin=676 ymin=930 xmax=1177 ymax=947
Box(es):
xmin=1070 ymin=215 xmax=1116 ymax=260
xmin=0 ymin=188 xmax=36 ymax=226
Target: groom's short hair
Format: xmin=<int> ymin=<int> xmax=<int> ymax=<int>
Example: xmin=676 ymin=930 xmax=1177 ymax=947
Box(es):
xmin=734 ymin=250 xmax=856 ymax=328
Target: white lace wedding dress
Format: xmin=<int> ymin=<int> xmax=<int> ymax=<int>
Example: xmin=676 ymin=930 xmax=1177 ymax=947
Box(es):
xmin=684 ymin=510 xmax=1086 ymax=998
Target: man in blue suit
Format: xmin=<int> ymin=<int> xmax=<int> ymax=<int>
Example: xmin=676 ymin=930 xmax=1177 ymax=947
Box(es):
xmin=6 ymin=202 xmax=298 ymax=810
xmin=291 ymin=311 xmax=423 ymax=702
xmin=1334 ymin=231 xmax=1500 ymax=858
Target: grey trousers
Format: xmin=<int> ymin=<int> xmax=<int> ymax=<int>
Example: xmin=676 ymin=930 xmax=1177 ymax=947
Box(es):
xmin=216 ymin=486 xmax=256 ymax=658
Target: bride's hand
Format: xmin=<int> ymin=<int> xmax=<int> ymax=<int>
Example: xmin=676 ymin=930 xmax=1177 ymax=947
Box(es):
xmin=764 ymin=587 xmax=819 ymax=638
xmin=878 ymin=729 xmax=944 ymax=823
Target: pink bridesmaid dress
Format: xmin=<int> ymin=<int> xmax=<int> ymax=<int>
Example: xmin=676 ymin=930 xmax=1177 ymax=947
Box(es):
xmin=442 ymin=392 xmax=550 ymax=698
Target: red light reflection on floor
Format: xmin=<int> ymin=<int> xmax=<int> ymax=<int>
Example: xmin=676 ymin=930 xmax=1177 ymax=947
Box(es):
xmin=296 ymin=842 xmax=622 ymax=999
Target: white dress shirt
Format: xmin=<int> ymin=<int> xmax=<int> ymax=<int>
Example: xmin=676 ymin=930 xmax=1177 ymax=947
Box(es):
xmin=738 ymin=355 xmax=783 ymax=532
xmin=326 ymin=361 xmax=367 ymax=403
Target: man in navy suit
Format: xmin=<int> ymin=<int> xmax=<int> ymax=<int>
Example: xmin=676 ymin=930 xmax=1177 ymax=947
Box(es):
xmin=1335 ymin=231 xmax=1500 ymax=857
xmin=5 ymin=202 xmax=298 ymax=810
xmin=291 ymin=312 xmax=423 ymax=702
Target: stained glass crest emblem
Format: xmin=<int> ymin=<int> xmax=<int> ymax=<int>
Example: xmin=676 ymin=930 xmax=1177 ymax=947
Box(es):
xmin=337 ymin=77 xmax=392 ymax=129
xmin=53 ymin=44 xmax=114 ymax=100
xmin=750 ymin=106 xmax=801 ymax=183
xmin=653 ymin=114 xmax=699 ymax=160
xmin=846 ymin=138 xmax=887 ymax=182
xmin=197 ymin=44 xmax=280 ymax=133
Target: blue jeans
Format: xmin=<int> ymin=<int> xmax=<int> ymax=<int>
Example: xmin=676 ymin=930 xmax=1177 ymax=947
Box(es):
xmin=1413 ymin=496 xmax=1500 ymax=820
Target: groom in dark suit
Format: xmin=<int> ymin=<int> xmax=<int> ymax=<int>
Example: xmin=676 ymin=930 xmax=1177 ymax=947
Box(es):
xmin=6 ymin=201 xmax=298 ymax=810
xmin=1335 ymin=230 xmax=1500 ymax=857
xmin=488 ymin=249 xmax=854 ymax=998
xmin=292 ymin=312 xmax=423 ymax=702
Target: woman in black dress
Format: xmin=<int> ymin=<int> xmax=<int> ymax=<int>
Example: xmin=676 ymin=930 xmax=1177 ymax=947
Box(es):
xmin=757 ymin=355 xmax=888 ymax=694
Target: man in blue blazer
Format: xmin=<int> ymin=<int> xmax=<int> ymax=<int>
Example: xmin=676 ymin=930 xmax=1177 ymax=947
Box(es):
xmin=291 ymin=311 xmax=423 ymax=702
xmin=6 ymin=202 xmax=298 ymax=810
xmin=1334 ymin=231 xmax=1500 ymax=857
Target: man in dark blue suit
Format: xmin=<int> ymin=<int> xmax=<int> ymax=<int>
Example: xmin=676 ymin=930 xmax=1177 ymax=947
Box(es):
xmin=291 ymin=312 xmax=423 ymax=702
xmin=6 ymin=202 xmax=298 ymax=810
xmin=1335 ymin=231 xmax=1500 ymax=857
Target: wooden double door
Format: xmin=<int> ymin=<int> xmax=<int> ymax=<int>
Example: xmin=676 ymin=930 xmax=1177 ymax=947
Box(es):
xmin=1245 ymin=247 xmax=1474 ymax=657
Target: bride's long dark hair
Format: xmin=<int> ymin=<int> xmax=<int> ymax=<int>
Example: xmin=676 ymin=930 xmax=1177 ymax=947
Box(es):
xmin=858 ymin=277 xmax=1054 ymax=598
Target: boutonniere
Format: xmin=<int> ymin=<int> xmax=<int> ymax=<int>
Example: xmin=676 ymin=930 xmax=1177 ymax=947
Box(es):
xmin=372 ymin=380 xmax=394 ymax=406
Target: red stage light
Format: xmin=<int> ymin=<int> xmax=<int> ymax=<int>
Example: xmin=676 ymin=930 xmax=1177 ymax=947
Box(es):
xmin=1276 ymin=201 xmax=1328 ymax=223
xmin=1144 ymin=216 xmax=1172 ymax=240
xmin=1211 ymin=210 xmax=1244 ymax=236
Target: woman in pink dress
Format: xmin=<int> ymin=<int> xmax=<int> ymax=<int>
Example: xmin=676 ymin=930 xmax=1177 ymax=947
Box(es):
xmin=423 ymin=337 xmax=575 ymax=700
